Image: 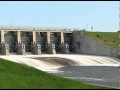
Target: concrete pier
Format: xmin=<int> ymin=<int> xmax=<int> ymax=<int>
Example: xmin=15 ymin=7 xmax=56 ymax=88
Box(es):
xmin=17 ymin=43 xmax=26 ymax=55
xmin=47 ymin=44 xmax=56 ymax=54
xmin=61 ymin=43 xmax=69 ymax=54
xmin=0 ymin=31 xmax=5 ymax=43
xmin=17 ymin=31 xmax=21 ymax=44
xmin=61 ymin=32 xmax=64 ymax=44
xmin=32 ymin=43 xmax=41 ymax=55
xmin=0 ymin=43 xmax=9 ymax=55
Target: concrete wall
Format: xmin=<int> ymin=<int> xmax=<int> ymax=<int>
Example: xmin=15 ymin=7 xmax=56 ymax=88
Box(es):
xmin=73 ymin=31 xmax=119 ymax=58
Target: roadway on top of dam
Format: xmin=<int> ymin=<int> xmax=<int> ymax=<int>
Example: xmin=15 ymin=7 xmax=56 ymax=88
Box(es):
xmin=0 ymin=27 xmax=74 ymax=33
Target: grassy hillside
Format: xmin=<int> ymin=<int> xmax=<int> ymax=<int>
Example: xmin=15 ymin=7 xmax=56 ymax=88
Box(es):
xmin=84 ymin=32 xmax=119 ymax=48
xmin=0 ymin=58 xmax=107 ymax=89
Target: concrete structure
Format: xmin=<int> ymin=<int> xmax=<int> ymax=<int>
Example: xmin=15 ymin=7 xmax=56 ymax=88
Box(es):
xmin=73 ymin=31 xmax=119 ymax=58
xmin=0 ymin=27 xmax=119 ymax=58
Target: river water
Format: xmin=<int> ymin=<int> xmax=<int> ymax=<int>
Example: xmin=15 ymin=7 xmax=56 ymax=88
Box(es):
xmin=48 ymin=66 xmax=120 ymax=89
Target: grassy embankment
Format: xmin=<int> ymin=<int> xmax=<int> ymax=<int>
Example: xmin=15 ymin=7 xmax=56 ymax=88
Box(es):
xmin=0 ymin=58 xmax=108 ymax=89
xmin=84 ymin=32 xmax=119 ymax=48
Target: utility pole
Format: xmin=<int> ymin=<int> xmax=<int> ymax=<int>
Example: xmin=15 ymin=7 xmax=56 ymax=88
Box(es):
xmin=119 ymin=1 xmax=120 ymax=45
xmin=118 ymin=1 xmax=120 ymax=88
xmin=11 ymin=17 xmax=12 ymax=28
xmin=84 ymin=21 xmax=88 ymax=31
xmin=87 ymin=21 xmax=88 ymax=31
xmin=119 ymin=1 xmax=120 ymax=32
xmin=91 ymin=26 xmax=93 ymax=32
xmin=118 ymin=1 xmax=120 ymax=54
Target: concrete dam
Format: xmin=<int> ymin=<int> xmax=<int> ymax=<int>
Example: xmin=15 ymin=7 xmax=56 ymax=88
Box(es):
xmin=0 ymin=27 xmax=119 ymax=89
xmin=0 ymin=28 xmax=120 ymax=88
xmin=0 ymin=27 xmax=119 ymax=58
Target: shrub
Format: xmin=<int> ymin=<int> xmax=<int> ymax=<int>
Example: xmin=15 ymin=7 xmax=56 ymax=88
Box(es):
xmin=96 ymin=34 xmax=100 ymax=37
xmin=113 ymin=40 xmax=115 ymax=42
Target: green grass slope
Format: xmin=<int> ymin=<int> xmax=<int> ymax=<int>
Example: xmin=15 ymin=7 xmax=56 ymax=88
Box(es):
xmin=84 ymin=32 xmax=119 ymax=48
xmin=0 ymin=58 xmax=107 ymax=89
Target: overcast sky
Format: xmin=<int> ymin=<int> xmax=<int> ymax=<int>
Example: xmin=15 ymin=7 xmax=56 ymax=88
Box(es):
xmin=0 ymin=1 xmax=119 ymax=32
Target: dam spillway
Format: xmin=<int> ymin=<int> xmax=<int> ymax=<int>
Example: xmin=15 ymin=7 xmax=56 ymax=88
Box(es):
xmin=0 ymin=27 xmax=119 ymax=58
xmin=0 ymin=27 xmax=80 ymax=55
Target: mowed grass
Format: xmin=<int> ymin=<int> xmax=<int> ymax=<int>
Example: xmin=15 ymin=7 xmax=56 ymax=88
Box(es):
xmin=0 ymin=58 xmax=108 ymax=89
xmin=84 ymin=32 xmax=119 ymax=48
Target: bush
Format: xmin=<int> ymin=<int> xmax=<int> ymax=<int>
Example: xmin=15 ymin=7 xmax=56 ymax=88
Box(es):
xmin=113 ymin=40 xmax=115 ymax=42
xmin=96 ymin=34 xmax=100 ymax=37
xmin=104 ymin=40 xmax=106 ymax=42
